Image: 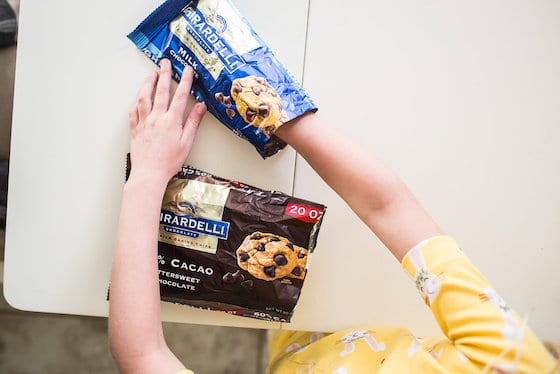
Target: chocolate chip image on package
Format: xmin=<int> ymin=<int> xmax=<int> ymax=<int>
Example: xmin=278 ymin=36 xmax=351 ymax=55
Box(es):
xmin=128 ymin=0 xmax=317 ymax=158
xmin=125 ymin=156 xmax=327 ymax=322
xmin=236 ymin=232 xmax=306 ymax=281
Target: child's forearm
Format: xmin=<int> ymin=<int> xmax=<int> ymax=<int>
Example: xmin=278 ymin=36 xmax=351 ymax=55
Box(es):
xmin=108 ymin=174 xmax=168 ymax=366
xmin=107 ymin=59 xmax=203 ymax=372
xmin=276 ymin=113 xmax=442 ymax=261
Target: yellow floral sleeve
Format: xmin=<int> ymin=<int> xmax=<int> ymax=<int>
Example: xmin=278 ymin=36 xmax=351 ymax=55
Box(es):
xmin=265 ymin=236 xmax=557 ymax=373
xmin=402 ymin=236 xmax=556 ymax=373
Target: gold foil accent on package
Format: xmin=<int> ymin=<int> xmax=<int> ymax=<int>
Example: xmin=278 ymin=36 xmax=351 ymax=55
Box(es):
xmin=197 ymin=0 xmax=260 ymax=54
xmin=169 ymin=15 xmax=225 ymax=79
xmin=160 ymin=178 xmax=230 ymax=254
xmin=169 ymin=0 xmax=261 ymax=79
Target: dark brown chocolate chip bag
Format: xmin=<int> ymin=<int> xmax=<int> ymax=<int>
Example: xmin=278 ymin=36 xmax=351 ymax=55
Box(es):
xmin=126 ymin=158 xmax=327 ymax=322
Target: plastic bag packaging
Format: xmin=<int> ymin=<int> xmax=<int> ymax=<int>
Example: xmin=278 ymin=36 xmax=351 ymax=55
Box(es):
xmin=126 ymin=157 xmax=327 ymax=322
xmin=128 ymin=0 xmax=317 ymax=158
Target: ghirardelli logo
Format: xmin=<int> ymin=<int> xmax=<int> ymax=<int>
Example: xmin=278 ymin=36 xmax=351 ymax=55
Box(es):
xmin=177 ymin=201 xmax=198 ymax=217
xmin=160 ymin=178 xmax=230 ymax=241
xmin=160 ymin=210 xmax=230 ymax=240
xmin=181 ymin=5 xmax=245 ymax=73
xmin=162 ymin=179 xmax=207 ymax=217
xmin=204 ymin=10 xmax=227 ymax=34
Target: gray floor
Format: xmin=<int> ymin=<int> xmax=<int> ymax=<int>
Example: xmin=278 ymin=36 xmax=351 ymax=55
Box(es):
xmin=0 ymin=291 xmax=267 ymax=374
xmin=0 ymin=1 xmax=268 ymax=372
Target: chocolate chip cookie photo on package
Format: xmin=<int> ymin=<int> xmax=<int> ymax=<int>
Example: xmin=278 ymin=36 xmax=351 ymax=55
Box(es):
xmin=128 ymin=0 xmax=317 ymax=158
xmin=125 ymin=156 xmax=327 ymax=322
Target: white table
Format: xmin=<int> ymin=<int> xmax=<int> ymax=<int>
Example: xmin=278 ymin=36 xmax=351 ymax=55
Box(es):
xmin=4 ymin=0 xmax=560 ymax=341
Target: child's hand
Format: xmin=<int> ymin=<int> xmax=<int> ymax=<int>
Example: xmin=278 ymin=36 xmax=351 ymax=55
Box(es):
xmin=128 ymin=58 xmax=206 ymax=186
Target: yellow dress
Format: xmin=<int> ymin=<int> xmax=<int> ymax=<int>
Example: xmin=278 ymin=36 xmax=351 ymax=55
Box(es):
xmin=267 ymin=236 xmax=558 ymax=373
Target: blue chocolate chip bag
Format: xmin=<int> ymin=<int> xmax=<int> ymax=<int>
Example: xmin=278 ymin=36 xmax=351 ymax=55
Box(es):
xmin=128 ymin=0 xmax=317 ymax=158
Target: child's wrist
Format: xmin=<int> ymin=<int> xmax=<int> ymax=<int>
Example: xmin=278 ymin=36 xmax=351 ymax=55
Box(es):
xmin=126 ymin=170 xmax=169 ymax=194
xmin=275 ymin=111 xmax=317 ymax=143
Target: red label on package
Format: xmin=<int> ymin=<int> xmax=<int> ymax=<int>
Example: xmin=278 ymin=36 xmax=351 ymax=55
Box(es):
xmin=285 ymin=202 xmax=324 ymax=223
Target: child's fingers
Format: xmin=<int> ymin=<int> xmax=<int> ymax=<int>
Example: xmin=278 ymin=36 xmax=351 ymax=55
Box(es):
xmin=129 ymin=107 xmax=139 ymax=132
xmin=137 ymin=71 xmax=158 ymax=122
xmin=181 ymin=102 xmax=206 ymax=144
xmin=169 ymin=66 xmax=195 ymax=121
xmin=152 ymin=59 xmax=172 ymax=113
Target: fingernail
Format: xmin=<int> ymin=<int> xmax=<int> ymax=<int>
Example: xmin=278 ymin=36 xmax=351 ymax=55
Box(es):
xmin=197 ymin=101 xmax=207 ymax=112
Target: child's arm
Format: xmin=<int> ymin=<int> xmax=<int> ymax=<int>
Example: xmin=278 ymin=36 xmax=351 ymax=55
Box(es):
xmin=108 ymin=59 xmax=206 ymax=374
xmin=276 ymin=113 xmax=442 ymax=261
xmin=276 ymin=114 xmax=557 ymax=371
